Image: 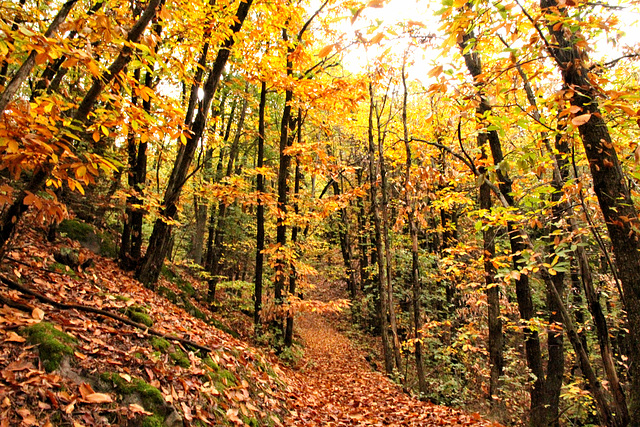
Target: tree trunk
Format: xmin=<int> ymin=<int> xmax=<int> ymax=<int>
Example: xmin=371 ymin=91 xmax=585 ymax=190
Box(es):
xmin=541 ymin=1 xmax=640 ymax=423
xmin=401 ymin=64 xmax=427 ymax=396
xmin=459 ymin=30 xmax=549 ymax=426
xmin=368 ymin=83 xmax=394 ymax=374
xmin=208 ymin=94 xmax=248 ymax=300
xmin=135 ymin=0 xmax=254 ymax=286
xmin=254 ymin=80 xmax=267 ymax=329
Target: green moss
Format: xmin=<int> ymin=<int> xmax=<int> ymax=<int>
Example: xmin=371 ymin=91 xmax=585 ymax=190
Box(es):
xmin=182 ymin=298 xmax=206 ymax=321
xmin=158 ymin=286 xmax=178 ymax=304
xmin=59 ymin=219 xmax=94 ymax=241
xmin=142 ymin=414 xmax=164 ymax=427
xmin=169 ymin=348 xmax=191 ymax=368
xmin=208 ymin=318 xmax=240 ymax=339
xmin=22 ymin=322 xmax=76 ymax=372
xmin=242 ymin=416 xmax=260 ymax=427
xmin=125 ymin=306 xmax=154 ymax=327
xmin=97 ymin=230 xmax=117 ymax=257
xmin=101 ymin=372 xmax=165 ymax=412
xmin=150 ymin=337 xmax=170 ymax=352
xmin=50 ymin=262 xmax=78 ymax=278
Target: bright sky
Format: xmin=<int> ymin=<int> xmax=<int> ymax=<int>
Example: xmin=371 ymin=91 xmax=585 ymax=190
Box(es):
xmin=336 ymin=0 xmax=640 ymax=82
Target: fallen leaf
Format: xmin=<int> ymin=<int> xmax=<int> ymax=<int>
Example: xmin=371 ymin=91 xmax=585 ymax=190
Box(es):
xmin=129 ymin=404 xmax=152 ymax=415
xmin=31 ymin=307 xmax=44 ymax=321
xmin=5 ymin=331 xmax=26 ymax=343
xmin=83 ymin=393 xmax=113 ymax=403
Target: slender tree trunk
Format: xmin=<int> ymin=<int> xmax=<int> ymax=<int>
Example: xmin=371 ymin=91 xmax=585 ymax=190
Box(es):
xmin=274 ymin=27 xmax=297 ymax=339
xmin=368 ymin=83 xmax=394 ymax=374
xmin=514 ymin=46 xmax=629 ymax=425
xmin=208 ymin=94 xmax=248 ymax=300
xmin=332 ymin=181 xmax=356 ymax=299
xmin=254 ymin=81 xmax=267 ymax=329
xmin=373 ymin=90 xmax=403 ymax=376
xmin=136 ymin=0 xmax=254 ymax=286
xmin=459 ymin=30 xmax=549 ymax=426
xmin=401 ymin=64 xmax=427 ymax=396
xmin=285 ymin=136 xmax=302 ymax=348
xmin=355 ymin=168 xmax=371 ymax=294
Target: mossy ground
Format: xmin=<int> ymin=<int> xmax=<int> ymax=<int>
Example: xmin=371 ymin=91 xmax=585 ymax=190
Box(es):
xmin=21 ymin=322 xmax=76 ymax=372
xmin=203 ymin=356 xmax=237 ymax=391
xmin=150 ymin=337 xmax=190 ymax=368
xmin=125 ymin=306 xmax=154 ymax=327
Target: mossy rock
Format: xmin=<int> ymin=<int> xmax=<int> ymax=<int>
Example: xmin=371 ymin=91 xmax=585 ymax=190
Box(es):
xmin=58 ymin=219 xmax=114 ymax=257
xmin=158 ymin=286 xmax=178 ymax=304
xmin=96 ymin=230 xmax=117 ymax=258
xmin=59 ymin=219 xmax=94 ymax=241
xmin=142 ymin=414 xmax=164 ymax=427
xmin=208 ymin=318 xmax=239 ymax=339
xmin=100 ymin=372 xmax=166 ymax=414
xmin=22 ymin=322 xmax=76 ymax=372
xmin=125 ymin=306 xmax=154 ymax=327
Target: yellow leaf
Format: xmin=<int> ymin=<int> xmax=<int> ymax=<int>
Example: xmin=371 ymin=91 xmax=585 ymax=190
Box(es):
xmin=76 ymin=166 xmax=87 ymax=178
xmin=87 ymin=61 xmax=100 ymax=77
xmin=101 ymin=125 xmax=109 ymax=136
xmin=367 ymin=0 xmax=385 ymax=7
xmin=318 ymin=44 xmax=334 ymax=58
xmin=180 ymin=133 xmax=187 ymax=145
xmin=571 ymin=113 xmax=591 ymax=126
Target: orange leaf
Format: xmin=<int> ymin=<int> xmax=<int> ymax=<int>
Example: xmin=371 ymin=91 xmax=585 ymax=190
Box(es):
xmin=83 ymin=393 xmax=113 ymax=403
xmin=370 ymin=33 xmax=384 ymax=44
xmin=571 ymin=113 xmax=591 ymax=126
xmin=5 ymin=331 xmax=26 ymax=343
xmin=32 ymin=307 xmax=44 ymax=321
xmin=318 ymin=44 xmax=334 ymax=58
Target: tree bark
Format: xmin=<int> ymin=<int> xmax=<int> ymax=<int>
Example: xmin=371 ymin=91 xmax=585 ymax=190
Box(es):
xmin=541 ymin=1 xmax=640 ymax=423
xmin=368 ymin=83 xmax=394 ymax=375
xmin=254 ymin=80 xmax=267 ymax=329
xmin=401 ymin=64 xmax=427 ymax=396
xmin=135 ymin=0 xmax=254 ymax=286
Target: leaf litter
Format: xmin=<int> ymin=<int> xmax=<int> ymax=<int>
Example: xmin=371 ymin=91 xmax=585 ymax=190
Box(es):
xmin=0 ymin=226 xmax=501 ymax=426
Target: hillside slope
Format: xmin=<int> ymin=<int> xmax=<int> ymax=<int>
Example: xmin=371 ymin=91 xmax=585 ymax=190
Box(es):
xmin=0 ymin=224 xmax=501 ymax=426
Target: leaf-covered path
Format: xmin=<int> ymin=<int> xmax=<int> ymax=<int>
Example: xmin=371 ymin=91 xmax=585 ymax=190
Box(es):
xmin=284 ymin=283 xmax=501 ymax=426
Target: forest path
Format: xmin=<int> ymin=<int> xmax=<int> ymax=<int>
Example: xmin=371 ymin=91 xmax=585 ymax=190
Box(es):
xmin=283 ymin=280 xmax=500 ymax=426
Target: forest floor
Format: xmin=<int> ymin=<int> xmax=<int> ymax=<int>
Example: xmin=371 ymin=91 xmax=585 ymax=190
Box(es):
xmin=0 ymin=222 xmax=502 ymax=426
xmin=283 ymin=279 xmax=501 ymax=426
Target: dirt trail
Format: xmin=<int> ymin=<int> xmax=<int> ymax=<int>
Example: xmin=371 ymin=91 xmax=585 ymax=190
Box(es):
xmin=284 ymin=282 xmax=501 ymax=426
